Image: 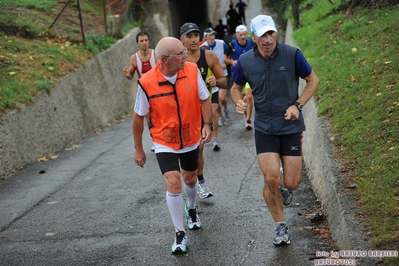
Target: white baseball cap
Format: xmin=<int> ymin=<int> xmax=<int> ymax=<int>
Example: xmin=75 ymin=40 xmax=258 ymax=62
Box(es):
xmin=235 ymin=25 xmax=248 ymax=33
xmin=250 ymin=15 xmax=277 ymax=37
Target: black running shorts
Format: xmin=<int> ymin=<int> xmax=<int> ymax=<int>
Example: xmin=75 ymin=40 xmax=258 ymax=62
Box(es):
xmin=155 ymin=147 xmax=199 ymax=174
xmin=254 ymin=131 xmax=303 ymax=156
xmin=211 ymin=91 xmax=219 ymax=104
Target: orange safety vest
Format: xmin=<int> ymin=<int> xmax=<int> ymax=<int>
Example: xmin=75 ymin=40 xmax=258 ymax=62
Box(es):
xmin=138 ymin=61 xmax=202 ymax=150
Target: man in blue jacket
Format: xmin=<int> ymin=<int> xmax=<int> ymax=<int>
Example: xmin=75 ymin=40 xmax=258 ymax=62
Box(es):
xmin=230 ymin=15 xmax=319 ymax=246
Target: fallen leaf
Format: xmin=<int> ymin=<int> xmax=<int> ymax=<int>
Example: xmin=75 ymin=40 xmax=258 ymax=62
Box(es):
xmin=65 ymin=144 xmax=82 ymax=151
xmin=49 ymin=155 xmax=59 ymax=160
xmin=370 ymin=165 xmax=381 ymax=170
xmin=37 ymin=156 xmax=49 ymax=162
xmin=47 ymin=201 xmax=58 ymax=205
xmin=350 ymin=74 xmax=356 ymax=82
xmin=9 ymin=72 xmax=16 ymax=76
xmin=45 ymin=232 xmax=57 ymax=237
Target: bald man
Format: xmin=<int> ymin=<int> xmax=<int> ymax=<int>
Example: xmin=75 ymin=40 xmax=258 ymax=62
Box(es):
xmin=132 ymin=37 xmax=212 ymax=254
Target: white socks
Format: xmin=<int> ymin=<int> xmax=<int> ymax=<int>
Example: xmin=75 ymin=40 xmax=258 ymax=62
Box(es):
xmin=184 ymin=179 xmax=198 ymax=209
xmin=166 ymin=180 xmax=198 ymax=232
xmin=166 ymin=191 xmax=184 ymax=232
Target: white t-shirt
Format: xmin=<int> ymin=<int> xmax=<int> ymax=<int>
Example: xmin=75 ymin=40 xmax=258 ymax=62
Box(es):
xmin=134 ymin=69 xmax=210 ymax=153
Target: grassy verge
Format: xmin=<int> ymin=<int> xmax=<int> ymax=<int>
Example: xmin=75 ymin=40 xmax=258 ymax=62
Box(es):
xmin=293 ymin=1 xmax=398 ymax=264
xmin=0 ymin=0 xmax=121 ymax=118
xmin=0 ymin=31 xmax=93 ymax=114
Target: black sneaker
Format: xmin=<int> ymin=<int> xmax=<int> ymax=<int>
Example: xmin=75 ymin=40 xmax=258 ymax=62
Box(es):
xmin=245 ymin=119 xmax=253 ymax=130
xmin=184 ymin=203 xmax=202 ymax=230
xmin=212 ymin=141 xmax=221 ymax=151
xmin=171 ymin=231 xmax=188 ymax=254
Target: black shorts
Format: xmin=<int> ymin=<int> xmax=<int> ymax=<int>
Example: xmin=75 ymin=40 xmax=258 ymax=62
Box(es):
xmin=211 ymin=91 xmax=219 ymax=104
xmin=155 ymin=147 xmax=199 ymax=174
xmin=255 ymin=131 xmax=303 ymax=156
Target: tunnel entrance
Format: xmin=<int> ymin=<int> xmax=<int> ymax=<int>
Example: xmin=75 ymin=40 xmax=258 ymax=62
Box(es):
xmin=167 ymin=0 xmax=210 ymax=37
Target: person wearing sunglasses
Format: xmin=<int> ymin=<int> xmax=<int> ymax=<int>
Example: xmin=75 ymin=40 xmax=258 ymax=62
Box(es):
xmin=132 ymin=36 xmax=212 ymax=254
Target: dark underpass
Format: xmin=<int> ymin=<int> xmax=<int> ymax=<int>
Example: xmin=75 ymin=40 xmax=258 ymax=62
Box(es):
xmin=166 ymin=0 xmax=213 ymax=37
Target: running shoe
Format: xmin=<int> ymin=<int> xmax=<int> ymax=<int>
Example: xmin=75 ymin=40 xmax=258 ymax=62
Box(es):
xmin=171 ymin=231 xmax=188 ymax=254
xmin=245 ymin=119 xmax=253 ymax=130
xmin=273 ymin=223 xmax=291 ymax=246
xmin=212 ymin=141 xmax=221 ymax=152
xmin=197 ymin=182 xmax=213 ymax=199
xmin=151 ymin=145 xmax=155 ymax=152
xmin=184 ymin=203 xmax=202 ymax=230
xmin=279 ymin=185 xmax=293 ymax=206
xmin=218 ymin=117 xmax=225 ymax=127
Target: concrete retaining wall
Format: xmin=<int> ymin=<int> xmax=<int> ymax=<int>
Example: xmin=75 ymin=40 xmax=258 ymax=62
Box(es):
xmin=0 ymin=27 xmax=148 ymax=180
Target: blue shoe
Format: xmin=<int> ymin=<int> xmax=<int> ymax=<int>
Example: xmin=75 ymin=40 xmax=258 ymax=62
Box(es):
xmin=273 ymin=223 xmax=291 ymax=246
xmin=279 ymin=185 xmax=293 ymax=206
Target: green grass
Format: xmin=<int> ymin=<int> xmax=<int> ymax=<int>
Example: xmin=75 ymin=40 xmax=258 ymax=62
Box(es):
xmin=0 ymin=0 xmax=125 ymax=118
xmin=0 ymin=30 xmax=92 ymax=115
xmin=293 ymin=1 xmax=399 ymax=263
xmin=4 ymin=0 xmax=57 ymax=9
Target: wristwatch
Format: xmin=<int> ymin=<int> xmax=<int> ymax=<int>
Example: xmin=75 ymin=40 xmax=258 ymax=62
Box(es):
xmin=294 ymin=102 xmax=304 ymax=111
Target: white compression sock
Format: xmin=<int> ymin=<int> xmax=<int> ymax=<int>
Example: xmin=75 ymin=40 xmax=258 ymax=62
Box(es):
xmin=166 ymin=191 xmax=184 ymax=232
xmin=184 ymin=179 xmax=198 ymax=209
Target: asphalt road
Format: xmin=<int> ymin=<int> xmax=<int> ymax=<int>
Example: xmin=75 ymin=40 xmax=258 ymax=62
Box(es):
xmin=0 ymin=101 xmax=334 ymax=265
